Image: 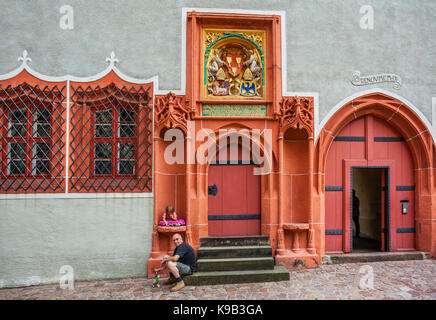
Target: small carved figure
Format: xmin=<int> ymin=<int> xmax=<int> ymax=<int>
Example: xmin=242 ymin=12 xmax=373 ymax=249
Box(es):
xmin=212 ymin=80 xmax=229 ymax=96
xmin=207 ymin=49 xmax=225 ymax=81
xmin=243 ymin=52 xmax=261 ymax=79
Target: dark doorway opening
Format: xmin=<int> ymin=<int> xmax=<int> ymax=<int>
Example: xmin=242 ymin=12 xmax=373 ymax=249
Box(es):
xmin=352 ymin=168 xmax=388 ymax=252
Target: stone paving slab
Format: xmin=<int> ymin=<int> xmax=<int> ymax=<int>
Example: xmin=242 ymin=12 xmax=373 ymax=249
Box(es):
xmin=0 ymin=260 xmax=435 ymax=300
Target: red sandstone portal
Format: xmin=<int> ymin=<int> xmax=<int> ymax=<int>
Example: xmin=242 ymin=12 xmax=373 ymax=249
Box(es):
xmin=147 ymin=11 xmax=436 ymax=278
xmin=315 ymin=92 xmax=436 ymax=260
xmin=147 ymin=11 xmax=322 ymax=277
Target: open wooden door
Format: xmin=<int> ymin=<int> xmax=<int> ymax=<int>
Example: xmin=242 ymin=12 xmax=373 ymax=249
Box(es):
xmin=380 ymin=168 xmax=388 ymax=251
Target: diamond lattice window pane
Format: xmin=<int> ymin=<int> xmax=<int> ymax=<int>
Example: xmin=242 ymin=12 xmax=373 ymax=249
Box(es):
xmin=8 ymin=108 xmax=27 ymax=138
xmin=9 ymin=142 xmax=26 ymax=158
xmin=95 ymin=160 xmax=112 ymax=175
xmin=118 ymin=160 xmax=135 ymax=175
xmin=10 ymin=108 xmax=27 ymax=121
xmin=8 ymin=160 xmax=26 ymax=175
xmin=69 ymin=83 xmax=152 ymax=192
xmin=119 ymin=124 xmax=135 ymax=137
xmin=95 ymin=124 xmax=112 ymax=137
xmin=95 ymin=109 xmax=113 ymax=122
xmin=95 ymin=142 xmax=112 ymax=159
xmin=119 ymin=142 xmax=135 ymax=159
xmin=0 ymin=83 xmax=66 ymax=192
xmin=33 ymin=142 xmax=50 ymax=159
xmin=119 ymin=109 xmax=135 ymax=122
xmin=33 ymin=123 xmax=51 ymax=137
xmin=9 ymin=123 xmax=26 ymax=137
xmin=32 ymin=160 xmax=50 ymax=175
xmin=34 ymin=108 xmax=51 ymax=122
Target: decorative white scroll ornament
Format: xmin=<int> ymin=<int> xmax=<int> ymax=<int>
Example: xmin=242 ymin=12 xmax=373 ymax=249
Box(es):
xmin=105 ymin=51 xmax=119 ymax=67
xmin=18 ymin=50 xmax=32 ymax=66
xmin=351 ymin=71 xmax=402 ymax=90
xmin=0 ymin=49 xmax=157 ymax=85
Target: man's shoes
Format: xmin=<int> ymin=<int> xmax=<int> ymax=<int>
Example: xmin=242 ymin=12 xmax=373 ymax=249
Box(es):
xmin=170 ymin=280 xmax=185 ymax=292
xmin=163 ymin=277 xmax=177 ymax=285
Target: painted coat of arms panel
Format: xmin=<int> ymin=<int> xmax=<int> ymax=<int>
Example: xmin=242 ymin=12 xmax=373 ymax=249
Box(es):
xmin=203 ymin=29 xmax=266 ymax=100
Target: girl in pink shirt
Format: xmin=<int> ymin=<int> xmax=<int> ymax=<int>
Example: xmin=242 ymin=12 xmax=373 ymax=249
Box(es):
xmin=159 ymin=205 xmax=186 ymax=226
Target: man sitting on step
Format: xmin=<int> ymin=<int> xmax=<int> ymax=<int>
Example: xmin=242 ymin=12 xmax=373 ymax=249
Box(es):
xmin=154 ymin=233 xmax=196 ymax=292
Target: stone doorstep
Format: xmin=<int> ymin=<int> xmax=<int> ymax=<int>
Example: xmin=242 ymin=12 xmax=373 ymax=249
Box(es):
xmin=197 ymin=245 xmax=272 ymax=259
xmin=197 ymin=257 xmax=275 ymax=272
xmin=323 ymin=251 xmax=432 ymax=265
xmin=199 ymin=236 xmax=271 ymax=247
xmin=183 ymin=266 xmax=290 ymax=286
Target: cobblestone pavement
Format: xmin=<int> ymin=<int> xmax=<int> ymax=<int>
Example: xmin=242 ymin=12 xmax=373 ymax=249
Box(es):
xmin=0 ymin=260 xmax=435 ymax=300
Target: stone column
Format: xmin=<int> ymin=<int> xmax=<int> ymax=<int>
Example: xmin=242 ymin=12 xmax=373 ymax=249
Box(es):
xmin=307 ymin=228 xmax=316 ymax=254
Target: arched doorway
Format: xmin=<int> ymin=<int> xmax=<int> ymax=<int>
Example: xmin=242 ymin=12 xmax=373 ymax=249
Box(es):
xmin=315 ymin=92 xmax=435 ymax=258
xmin=325 ymin=115 xmax=415 ymax=253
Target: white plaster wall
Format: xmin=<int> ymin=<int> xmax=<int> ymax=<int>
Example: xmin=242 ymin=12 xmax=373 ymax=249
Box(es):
xmin=0 ymin=0 xmax=434 ymax=122
xmin=0 ymin=197 xmax=153 ymax=288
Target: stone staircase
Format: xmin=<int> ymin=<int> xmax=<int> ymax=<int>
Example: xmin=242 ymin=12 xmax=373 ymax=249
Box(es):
xmin=183 ymin=236 xmax=290 ymax=286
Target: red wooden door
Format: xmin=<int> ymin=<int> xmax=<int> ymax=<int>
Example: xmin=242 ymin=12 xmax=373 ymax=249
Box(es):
xmin=208 ymin=164 xmax=261 ymax=236
xmin=325 ymin=117 xmax=366 ymax=253
xmin=325 ymin=115 xmax=415 ymax=253
xmin=380 ymin=169 xmax=387 ymax=251
xmin=372 ymin=117 xmax=415 ymax=251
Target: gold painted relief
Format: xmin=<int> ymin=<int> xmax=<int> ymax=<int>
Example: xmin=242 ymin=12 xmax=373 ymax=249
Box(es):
xmin=203 ymin=29 xmax=266 ymax=100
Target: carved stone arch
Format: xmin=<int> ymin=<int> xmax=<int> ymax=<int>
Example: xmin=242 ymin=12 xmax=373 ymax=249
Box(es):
xmin=315 ymin=92 xmax=435 ymax=256
xmin=197 ymin=127 xmax=276 ymax=238
xmin=196 ymin=128 xmax=275 ymax=178
xmin=316 ymin=92 xmax=433 ymax=176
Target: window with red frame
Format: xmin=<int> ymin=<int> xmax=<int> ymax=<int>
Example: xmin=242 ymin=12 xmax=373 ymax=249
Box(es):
xmin=93 ymin=107 xmax=137 ymax=176
xmin=7 ymin=107 xmax=51 ymax=175
xmin=69 ymin=83 xmax=152 ymax=192
xmin=0 ymin=83 xmax=66 ymax=192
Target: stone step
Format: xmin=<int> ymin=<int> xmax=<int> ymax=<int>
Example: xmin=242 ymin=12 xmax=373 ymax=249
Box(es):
xmin=183 ymin=266 xmax=290 ymax=286
xmin=197 ymin=245 xmax=272 ymax=259
xmin=323 ymin=251 xmax=432 ymax=265
xmin=197 ymin=257 xmax=274 ymax=272
xmin=199 ymin=236 xmax=270 ymax=247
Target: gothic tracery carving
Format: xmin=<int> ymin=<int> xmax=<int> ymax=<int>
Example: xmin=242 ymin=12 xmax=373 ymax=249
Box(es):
xmin=155 ymin=92 xmax=189 ymax=133
xmin=279 ymin=97 xmax=314 ymax=137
